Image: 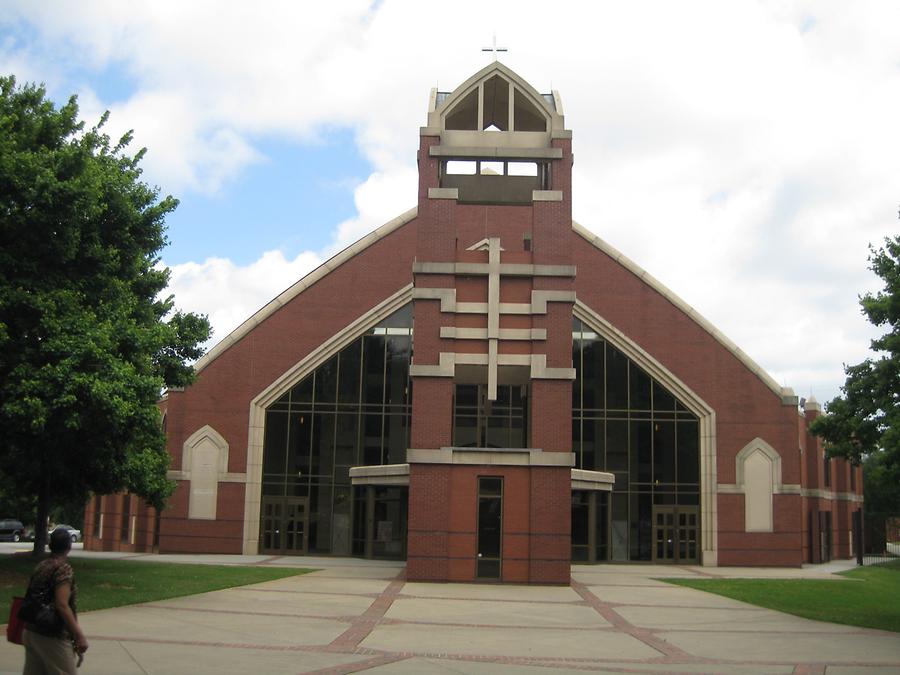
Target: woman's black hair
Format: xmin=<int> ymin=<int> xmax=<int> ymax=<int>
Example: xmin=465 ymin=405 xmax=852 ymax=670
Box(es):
xmin=49 ymin=529 xmax=72 ymax=554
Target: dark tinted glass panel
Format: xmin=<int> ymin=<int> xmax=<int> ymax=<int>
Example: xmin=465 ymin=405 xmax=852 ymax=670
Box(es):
xmin=263 ymin=481 xmax=286 ymax=496
xmin=629 ymin=493 xmax=652 ymax=561
xmin=361 ymin=414 xmax=383 ymax=465
xmin=478 ymin=497 xmax=502 ymax=558
xmin=485 ymin=413 xmax=509 ymax=448
xmin=677 ymin=422 xmax=699 ymax=484
xmin=333 ymin=413 xmax=358 ymax=468
xmin=606 ymin=345 xmax=629 ymax=410
xmin=310 ymin=413 xmax=335 ymax=478
xmin=383 ymin=414 xmax=408 ymax=465
xmin=596 ymin=492 xmax=609 ymax=561
xmin=572 ymin=340 xmax=583 ymax=408
xmin=263 ymin=412 xmax=289 ymax=475
xmin=630 ymin=421 xmax=652 ymax=484
xmin=581 ymin=418 xmax=601 ymax=471
xmin=571 ymin=492 xmax=589 ymax=561
xmin=611 ymin=492 xmax=629 ymax=561
xmin=572 ymin=417 xmax=582 ymax=463
xmin=385 ymin=335 xmax=410 ymax=405
xmin=337 ymin=340 xmax=362 ymax=404
xmin=331 ymin=487 xmax=352 ymax=555
xmin=654 ymin=421 xmax=676 ymax=484
xmin=362 ymin=335 xmax=385 ymax=404
xmin=454 ymin=413 xmax=478 ymax=448
xmin=480 ymin=477 xmax=503 ymax=496
xmin=653 ymin=382 xmax=675 ymax=412
xmin=314 ymin=355 xmax=338 ymax=404
xmin=289 ymin=414 xmax=311 ymax=476
xmin=582 ymin=339 xmax=604 ymax=410
xmin=290 ymin=377 xmax=313 ymax=405
xmin=629 ymin=364 xmax=652 ymax=410
xmin=455 ymin=384 xmax=478 ymax=408
xmin=380 ymin=303 xmax=413 ymax=328
xmin=606 ymin=420 xmax=628 ymax=472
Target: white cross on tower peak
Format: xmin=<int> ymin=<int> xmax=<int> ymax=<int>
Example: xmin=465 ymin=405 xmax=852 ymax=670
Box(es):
xmin=482 ymin=34 xmax=508 ymax=62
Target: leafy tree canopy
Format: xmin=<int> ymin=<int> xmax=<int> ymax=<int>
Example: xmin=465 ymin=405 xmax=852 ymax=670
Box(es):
xmin=0 ymin=76 xmax=211 ymax=551
xmin=811 ymin=234 xmax=900 ymax=511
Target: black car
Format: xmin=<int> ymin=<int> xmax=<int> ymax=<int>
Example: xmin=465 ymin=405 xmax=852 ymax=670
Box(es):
xmin=0 ymin=519 xmax=25 ymax=542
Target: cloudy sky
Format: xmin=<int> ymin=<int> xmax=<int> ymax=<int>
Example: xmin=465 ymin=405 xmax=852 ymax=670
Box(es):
xmin=2 ymin=1 xmax=897 ymax=404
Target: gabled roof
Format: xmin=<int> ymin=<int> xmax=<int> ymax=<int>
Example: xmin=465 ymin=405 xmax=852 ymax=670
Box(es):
xmin=187 ymin=206 xmax=794 ymax=405
xmin=426 ymin=61 xmax=566 ymax=134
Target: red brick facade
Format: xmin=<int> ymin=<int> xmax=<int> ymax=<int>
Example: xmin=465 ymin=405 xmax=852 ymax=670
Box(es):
xmin=84 ymin=62 xmax=862 ymax=576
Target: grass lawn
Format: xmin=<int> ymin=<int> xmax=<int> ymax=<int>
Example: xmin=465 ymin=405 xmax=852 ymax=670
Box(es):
xmin=0 ymin=555 xmax=314 ymax=622
xmin=666 ymin=559 xmax=900 ymax=633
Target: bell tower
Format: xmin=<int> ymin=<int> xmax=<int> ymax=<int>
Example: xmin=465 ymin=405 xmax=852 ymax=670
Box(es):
xmin=407 ymin=63 xmax=580 ymax=583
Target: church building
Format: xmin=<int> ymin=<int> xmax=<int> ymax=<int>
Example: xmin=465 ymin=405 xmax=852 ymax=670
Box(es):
xmin=84 ymin=63 xmax=862 ymax=583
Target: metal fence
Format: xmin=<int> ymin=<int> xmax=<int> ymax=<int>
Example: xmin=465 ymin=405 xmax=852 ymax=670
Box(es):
xmin=856 ymin=510 xmax=900 ymax=566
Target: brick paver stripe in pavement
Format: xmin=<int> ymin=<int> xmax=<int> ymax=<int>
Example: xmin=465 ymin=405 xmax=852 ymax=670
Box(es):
xmin=0 ymin=558 xmax=897 ymax=674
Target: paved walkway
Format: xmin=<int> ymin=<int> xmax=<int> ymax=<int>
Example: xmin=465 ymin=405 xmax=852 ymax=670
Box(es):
xmin=0 ymin=554 xmax=897 ymax=674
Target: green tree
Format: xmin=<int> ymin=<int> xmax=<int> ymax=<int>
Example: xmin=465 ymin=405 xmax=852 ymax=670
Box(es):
xmin=811 ymin=235 xmax=900 ymax=512
xmin=0 ymin=76 xmax=211 ymax=554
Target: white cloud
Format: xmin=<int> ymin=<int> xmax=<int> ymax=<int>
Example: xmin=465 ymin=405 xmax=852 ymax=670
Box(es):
xmin=4 ymin=0 xmax=900 ymax=402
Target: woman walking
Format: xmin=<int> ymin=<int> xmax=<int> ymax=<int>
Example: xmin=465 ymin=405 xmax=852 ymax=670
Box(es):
xmin=21 ymin=528 xmax=89 ymax=674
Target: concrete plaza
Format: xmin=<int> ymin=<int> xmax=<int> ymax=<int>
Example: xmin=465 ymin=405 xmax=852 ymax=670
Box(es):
xmin=0 ymin=550 xmax=897 ymax=674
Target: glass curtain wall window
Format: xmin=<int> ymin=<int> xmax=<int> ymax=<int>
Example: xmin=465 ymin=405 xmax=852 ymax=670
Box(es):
xmin=261 ymin=305 xmax=413 ymax=555
xmin=572 ymin=317 xmax=701 ymax=562
xmin=453 ymin=384 xmax=528 ymax=448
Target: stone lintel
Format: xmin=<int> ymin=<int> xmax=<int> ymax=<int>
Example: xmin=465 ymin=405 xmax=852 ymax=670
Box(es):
xmin=407 ymin=447 xmax=574 ymax=467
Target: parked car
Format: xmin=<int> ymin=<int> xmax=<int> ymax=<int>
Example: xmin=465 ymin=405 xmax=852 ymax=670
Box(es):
xmin=0 ymin=519 xmax=26 ymax=542
xmin=49 ymin=524 xmax=81 ymax=543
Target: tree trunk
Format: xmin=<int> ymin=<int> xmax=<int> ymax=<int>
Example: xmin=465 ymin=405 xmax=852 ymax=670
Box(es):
xmin=32 ymin=482 xmax=49 ymax=557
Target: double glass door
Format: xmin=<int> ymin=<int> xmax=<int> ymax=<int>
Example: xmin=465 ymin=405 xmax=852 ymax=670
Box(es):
xmin=261 ymin=497 xmax=309 ymax=554
xmin=652 ymin=506 xmax=699 ymax=563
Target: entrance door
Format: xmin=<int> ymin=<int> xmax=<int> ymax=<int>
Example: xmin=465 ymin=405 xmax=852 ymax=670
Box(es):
xmin=652 ymin=506 xmax=699 ymax=563
xmin=477 ymin=477 xmax=503 ymax=578
xmin=260 ymin=497 xmax=308 ymax=554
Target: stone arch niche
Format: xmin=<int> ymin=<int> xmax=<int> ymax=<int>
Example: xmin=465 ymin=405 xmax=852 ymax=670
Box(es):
xmin=181 ymin=425 xmax=230 ymax=520
xmin=733 ymin=439 xmax=783 ymax=533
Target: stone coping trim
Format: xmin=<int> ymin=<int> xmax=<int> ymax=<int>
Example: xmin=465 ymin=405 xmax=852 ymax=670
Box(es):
xmin=428 ymin=145 xmax=562 ymax=159
xmin=408 ymin=447 xmax=575 ymax=467
xmin=533 ymin=190 xmax=563 ymax=202
xmin=189 ymin=207 xmax=418 ymax=376
xmin=410 ymin=352 xmax=575 ymax=381
xmin=349 ymin=464 xmax=410 ymax=486
xmin=427 ymin=187 xmax=458 ymax=200
xmin=717 ymin=483 xmax=862 ymax=503
xmin=166 ymin=470 xmax=246 ymax=483
xmin=572 ymin=469 xmax=615 ymax=491
xmin=572 ymin=220 xmax=796 ymax=405
xmin=413 ymin=261 xmax=575 ymax=277
xmin=439 ymin=327 xmax=547 ymax=341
